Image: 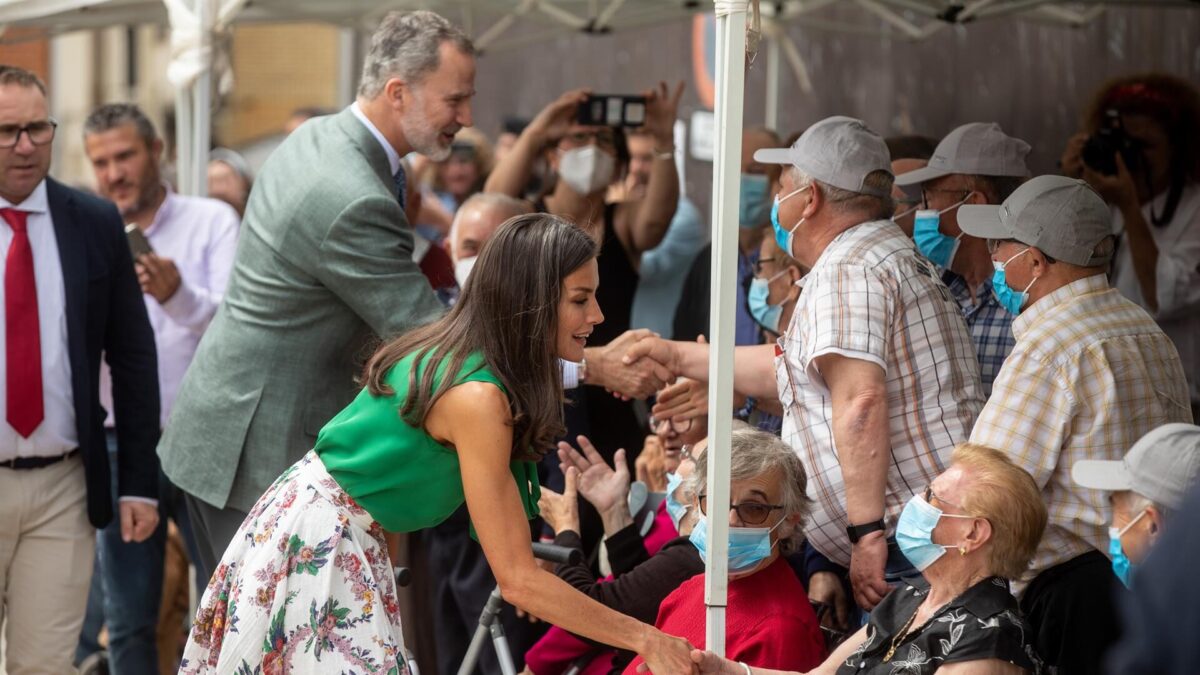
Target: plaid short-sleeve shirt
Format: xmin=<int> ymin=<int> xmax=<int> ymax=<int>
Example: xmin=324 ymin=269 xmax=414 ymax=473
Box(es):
xmin=777 ymin=220 xmax=984 ymax=567
xmin=942 ymin=271 xmax=1016 ymax=398
xmin=969 ymin=273 xmax=1193 ymax=584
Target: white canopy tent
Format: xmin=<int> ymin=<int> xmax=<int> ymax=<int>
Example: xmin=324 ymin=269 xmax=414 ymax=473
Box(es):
xmin=2 ymin=0 xmax=1193 ymax=196
xmin=2 ymin=0 xmax=1196 ymax=660
xmin=3 ymin=0 xmax=1185 ymax=178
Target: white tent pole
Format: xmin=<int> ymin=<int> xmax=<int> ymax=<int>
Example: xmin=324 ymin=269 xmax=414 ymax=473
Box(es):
xmin=175 ymin=85 xmax=193 ymax=194
xmin=337 ymin=27 xmax=359 ymax=107
xmin=474 ymin=0 xmax=537 ymax=51
xmin=190 ymin=0 xmax=211 ymax=197
xmin=854 ymin=0 xmax=924 ymax=39
xmin=705 ymin=0 xmax=748 ymax=658
xmin=537 ymin=1 xmax=590 ymax=29
xmin=764 ymin=30 xmax=779 ymax=130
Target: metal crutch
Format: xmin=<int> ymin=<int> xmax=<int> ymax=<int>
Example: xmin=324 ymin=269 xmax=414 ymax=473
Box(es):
xmin=456 ymin=542 xmax=583 ymax=675
xmin=394 ymin=566 xmax=421 ymax=675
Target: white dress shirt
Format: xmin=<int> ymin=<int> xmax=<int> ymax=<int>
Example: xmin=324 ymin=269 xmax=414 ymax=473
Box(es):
xmin=100 ymin=188 xmax=240 ymax=427
xmin=350 ymin=102 xmax=402 ymax=176
xmin=1112 ymin=183 xmax=1200 ymax=404
xmin=0 ymin=180 xmax=76 ymax=460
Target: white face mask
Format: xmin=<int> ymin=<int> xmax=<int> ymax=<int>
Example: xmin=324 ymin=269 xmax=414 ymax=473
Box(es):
xmin=454 ymin=256 xmax=477 ymax=289
xmin=557 ymin=145 xmax=616 ymax=195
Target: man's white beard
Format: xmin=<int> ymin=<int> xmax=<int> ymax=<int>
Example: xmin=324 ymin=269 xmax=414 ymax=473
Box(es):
xmin=400 ymin=105 xmax=452 ymax=162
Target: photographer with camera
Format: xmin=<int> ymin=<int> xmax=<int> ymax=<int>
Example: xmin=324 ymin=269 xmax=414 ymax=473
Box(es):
xmin=1061 ymin=74 xmax=1200 ymax=418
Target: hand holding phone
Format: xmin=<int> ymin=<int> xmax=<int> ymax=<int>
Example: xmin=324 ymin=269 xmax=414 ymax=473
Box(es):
xmin=125 ymin=224 xmax=154 ymax=259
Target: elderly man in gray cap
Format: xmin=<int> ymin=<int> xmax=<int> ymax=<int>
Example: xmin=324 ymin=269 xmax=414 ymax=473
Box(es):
xmin=895 ymin=122 xmax=1031 ymax=395
xmin=1073 ymin=423 xmax=1200 ymax=581
xmin=961 ymin=175 xmax=1193 ymax=675
xmin=624 ymin=117 xmax=984 ymax=618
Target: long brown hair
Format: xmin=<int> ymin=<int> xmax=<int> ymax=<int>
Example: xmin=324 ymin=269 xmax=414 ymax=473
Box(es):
xmin=363 ymin=213 xmax=598 ymax=460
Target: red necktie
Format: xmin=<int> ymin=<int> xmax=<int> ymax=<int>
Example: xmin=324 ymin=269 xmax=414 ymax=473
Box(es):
xmin=3 ymin=207 xmax=43 ymax=437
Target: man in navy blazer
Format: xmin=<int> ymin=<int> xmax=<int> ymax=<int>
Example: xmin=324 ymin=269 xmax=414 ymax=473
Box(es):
xmin=0 ymin=65 xmax=160 ymax=672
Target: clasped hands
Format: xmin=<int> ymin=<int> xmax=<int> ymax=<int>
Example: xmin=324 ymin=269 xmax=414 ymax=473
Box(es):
xmin=588 ymin=331 xmax=708 ymax=427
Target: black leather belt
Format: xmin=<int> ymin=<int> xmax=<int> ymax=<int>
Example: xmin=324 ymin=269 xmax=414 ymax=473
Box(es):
xmin=0 ymin=448 xmax=79 ymax=470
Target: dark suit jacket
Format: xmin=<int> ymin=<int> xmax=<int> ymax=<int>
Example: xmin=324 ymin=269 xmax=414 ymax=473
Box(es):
xmin=47 ymin=177 xmax=160 ymax=527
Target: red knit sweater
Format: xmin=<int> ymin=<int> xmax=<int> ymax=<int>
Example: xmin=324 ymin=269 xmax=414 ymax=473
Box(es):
xmin=623 ymin=556 xmax=826 ymax=674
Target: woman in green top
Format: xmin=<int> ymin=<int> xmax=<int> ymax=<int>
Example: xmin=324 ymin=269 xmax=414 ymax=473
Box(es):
xmin=179 ymin=214 xmax=695 ymax=675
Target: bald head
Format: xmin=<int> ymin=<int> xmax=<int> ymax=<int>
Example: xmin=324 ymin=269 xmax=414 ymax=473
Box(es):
xmin=449 ymin=192 xmax=533 ymax=263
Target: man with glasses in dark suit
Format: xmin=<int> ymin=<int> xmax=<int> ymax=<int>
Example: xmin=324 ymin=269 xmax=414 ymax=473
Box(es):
xmin=0 ymin=64 xmax=159 ymax=674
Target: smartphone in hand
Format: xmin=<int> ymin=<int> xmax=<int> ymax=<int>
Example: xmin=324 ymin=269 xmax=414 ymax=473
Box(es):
xmin=125 ymin=223 xmax=153 ymax=259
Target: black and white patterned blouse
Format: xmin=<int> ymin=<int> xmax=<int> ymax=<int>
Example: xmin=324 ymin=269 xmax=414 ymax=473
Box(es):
xmin=836 ymin=576 xmax=1048 ymax=674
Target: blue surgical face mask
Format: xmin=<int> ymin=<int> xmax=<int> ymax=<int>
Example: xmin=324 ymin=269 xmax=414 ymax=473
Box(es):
xmin=739 ymin=173 xmax=771 ymax=229
xmin=912 ymin=198 xmax=968 ymax=269
xmin=895 ymin=493 xmax=975 ymax=572
xmin=665 ymin=472 xmax=692 ymax=531
xmin=1109 ymin=509 xmax=1147 ymax=588
xmin=747 ymin=269 xmax=789 ymax=333
xmin=770 ymin=185 xmax=810 ymax=258
xmin=991 ymin=247 xmax=1036 ymax=315
xmin=688 ymin=515 xmax=785 ymax=573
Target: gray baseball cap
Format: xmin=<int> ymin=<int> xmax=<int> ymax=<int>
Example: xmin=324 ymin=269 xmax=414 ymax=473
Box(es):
xmin=754 ymin=116 xmax=892 ymax=198
xmin=957 ymin=175 xmax=1113 ymax=267
xmin=1073 ymin=424 xmax=1200 ymax=510
xmin=895 ymin=122 xmax=1031 ymax=187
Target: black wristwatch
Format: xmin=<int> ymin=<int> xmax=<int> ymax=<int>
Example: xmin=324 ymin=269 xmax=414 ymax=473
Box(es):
xmin=846 ymin=519 xmax=886 ymax=544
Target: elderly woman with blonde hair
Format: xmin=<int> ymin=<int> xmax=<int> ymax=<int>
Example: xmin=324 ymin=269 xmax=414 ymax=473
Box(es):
xmin=693 ymin=444 xmax=1049 ymax=675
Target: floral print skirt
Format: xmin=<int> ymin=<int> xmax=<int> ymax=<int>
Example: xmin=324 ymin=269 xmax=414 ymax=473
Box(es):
xmin=179 ymin=451 xmax=408 ymax=675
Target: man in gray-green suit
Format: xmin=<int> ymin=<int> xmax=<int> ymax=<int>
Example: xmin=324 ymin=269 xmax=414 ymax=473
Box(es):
xmin=159 ymin=11 xmax=475 ymax=579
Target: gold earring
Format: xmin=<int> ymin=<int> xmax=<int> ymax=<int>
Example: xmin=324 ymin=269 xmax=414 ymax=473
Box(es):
xmin=959 ymin=547 xmax=967 ymax=556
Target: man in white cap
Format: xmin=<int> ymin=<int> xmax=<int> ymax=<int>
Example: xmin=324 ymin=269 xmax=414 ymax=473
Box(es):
xmin=1073 ymin=423 xmax=1200 ymax=580
xmin=623 ymin=116 xmax=984 ymax=614
xmin=960 ymin=175 xmax=1193 ymax=674
xmin=895 ymin=122 xmax=1031 ymax=396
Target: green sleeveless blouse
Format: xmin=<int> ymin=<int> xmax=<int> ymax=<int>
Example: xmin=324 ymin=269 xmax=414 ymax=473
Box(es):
xmin=314 ymin=350 xmax=540 ymax=533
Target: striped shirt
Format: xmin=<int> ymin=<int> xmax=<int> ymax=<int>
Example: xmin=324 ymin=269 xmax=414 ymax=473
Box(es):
xmin=942 ymin=271 xmax=1015 ymax=398
xmin=969 ymin=273 xmax=1192 ymax=585
xmin=776 ymin=220 xmax=984 ymax=567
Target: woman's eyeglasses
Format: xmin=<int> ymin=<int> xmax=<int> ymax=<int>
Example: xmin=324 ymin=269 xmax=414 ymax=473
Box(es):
xmin=924 ymin=484 xmax=963 ymax=511
xmin=698 ymin=493 xmax=784 ymax=526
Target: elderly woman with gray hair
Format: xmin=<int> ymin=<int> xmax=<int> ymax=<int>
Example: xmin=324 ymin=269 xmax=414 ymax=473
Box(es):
xmin=621 ymin=427 xmax=827 ymax=674
xmin=692 ymin=444 xmax=1049 ymax=675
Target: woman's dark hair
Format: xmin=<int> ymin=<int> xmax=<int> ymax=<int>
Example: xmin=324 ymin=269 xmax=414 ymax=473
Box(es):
xmin=362 ymin=213 xmax=598 ymax=460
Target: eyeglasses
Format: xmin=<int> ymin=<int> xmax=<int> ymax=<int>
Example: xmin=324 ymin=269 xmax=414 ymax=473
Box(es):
xmin=920 ymin=187 xmax=971 ymax=210
xmin=924 ymin=484 xmax=963 ymax=511
xmin=986 ymin=238 xmax=1017 ymax=255
xmin=753 ymin=257 xmax=777 ymax=275
xmin=650 ymin=416 xmax=693 ymax=435
xmin=698 ymin=493 xmax=784 ymax=526
xmin=0 ymin=118 xmax=57 ymax=148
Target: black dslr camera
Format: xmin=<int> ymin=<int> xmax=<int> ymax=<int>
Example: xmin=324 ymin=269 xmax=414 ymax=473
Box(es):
xmin=1081 ymin=109 xmax=1142 ymax=176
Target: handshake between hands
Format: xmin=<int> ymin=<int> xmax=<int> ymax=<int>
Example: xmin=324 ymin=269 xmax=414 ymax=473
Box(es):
xmin=588 ymin=330 xmax=709 ymax=427
xmin=587 ymin=329 xmax=678 ymax=401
